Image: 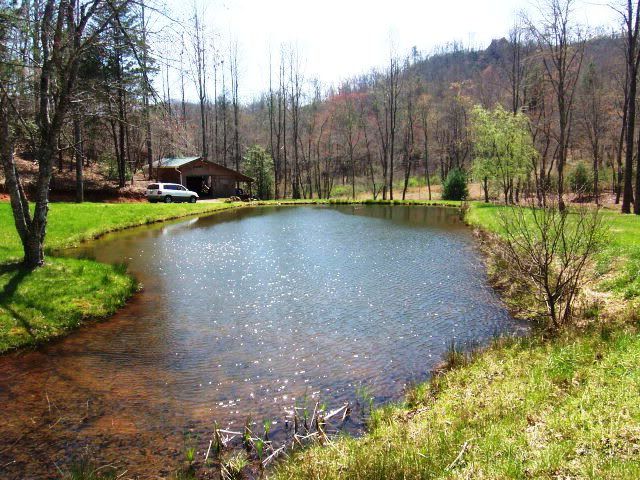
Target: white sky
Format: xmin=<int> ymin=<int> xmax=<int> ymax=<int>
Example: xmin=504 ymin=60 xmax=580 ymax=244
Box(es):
xmin=157 ymin=0 xmax=618 ymax=101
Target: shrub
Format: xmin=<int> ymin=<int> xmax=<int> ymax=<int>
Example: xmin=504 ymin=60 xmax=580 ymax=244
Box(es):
xmin=496 ymin=200 xmax=606 ymax=329
xmin=442 ymin=168 xmax=469 ymax=201
xmin=569 ymin=162 xmax=593 ymax=198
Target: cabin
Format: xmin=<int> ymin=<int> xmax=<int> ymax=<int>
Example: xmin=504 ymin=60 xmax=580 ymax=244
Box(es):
xmin=148 ymin=157 xmax=254 ymax=198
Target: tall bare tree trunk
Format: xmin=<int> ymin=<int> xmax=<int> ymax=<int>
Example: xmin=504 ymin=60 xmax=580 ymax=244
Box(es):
xmin=74 ymin=110 xmax=84 ymax=203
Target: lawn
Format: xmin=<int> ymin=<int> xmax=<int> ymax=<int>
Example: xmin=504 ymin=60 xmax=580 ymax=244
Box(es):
xmin=0 ymin=201 xmax=242 ymax=352
xmin=270 ymin=202 xmax=640 ymax=480
xmin=466 ymin=202 xmax=640 ymax=299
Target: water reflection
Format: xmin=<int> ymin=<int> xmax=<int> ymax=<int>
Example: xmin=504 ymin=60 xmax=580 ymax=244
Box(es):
xmin=0 ymin=205 xmax=525 ymax=478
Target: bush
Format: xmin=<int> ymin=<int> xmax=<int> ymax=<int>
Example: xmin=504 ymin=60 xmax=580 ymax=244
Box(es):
xmin=496 ymin=200 xmax=606 ymax=329
xmin=442 ymin=168 xmax=469 ymax=201
xmin=569 ymin=162 xmax=593 ymax=197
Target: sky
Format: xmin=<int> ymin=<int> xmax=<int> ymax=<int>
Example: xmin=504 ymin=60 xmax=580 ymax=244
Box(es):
xmin=158 ymin=0 xmax=619 ymax=102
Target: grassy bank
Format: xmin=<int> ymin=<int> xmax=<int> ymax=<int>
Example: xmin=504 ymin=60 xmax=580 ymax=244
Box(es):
xmin=273 ymin=324 xmax=640 ymax=479
xmin=272 ymin=202 xmax=640 ymax=480
xmin=466 ymin=202 xmax=640 ymax=299
xmin=0 ymin=201 xmax=242 ymax=352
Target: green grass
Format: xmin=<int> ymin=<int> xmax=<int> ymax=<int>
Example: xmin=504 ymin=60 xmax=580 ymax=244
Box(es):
xmin=273 ymin=325 xmax=640 ymax=479
xmin=0 ymin=201 xmax=242 ymax=352
xmin=0 ymin=202 xmax=243 ymax=261
xmin=466 ymin=202 xmax=640 ymax=299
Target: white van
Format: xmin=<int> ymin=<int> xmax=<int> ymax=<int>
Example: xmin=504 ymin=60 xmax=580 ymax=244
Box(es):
xmin=146 ymin=183 xmax=199 ymax=203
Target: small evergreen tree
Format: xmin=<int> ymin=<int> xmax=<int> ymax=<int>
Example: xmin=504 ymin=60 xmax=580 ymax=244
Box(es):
xmin=569 ymin=162 xmax=593 ymax=199
xmin=442 ymin=168 xmax=469 ymax=201
xmin=243 ymin=146 xmax=274 ymax=199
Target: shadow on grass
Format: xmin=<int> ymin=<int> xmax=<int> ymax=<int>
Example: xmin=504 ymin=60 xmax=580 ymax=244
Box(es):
xmin=0 ymin=262 xmax=36 ymax=340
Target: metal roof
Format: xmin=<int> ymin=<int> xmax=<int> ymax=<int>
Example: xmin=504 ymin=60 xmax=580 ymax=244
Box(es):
xmin=153 ymin=157 xmax=201 ymax=168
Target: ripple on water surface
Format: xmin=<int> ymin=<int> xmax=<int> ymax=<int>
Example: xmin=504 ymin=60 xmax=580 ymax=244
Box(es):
xmin=0 ymin=205 xmax=526 ymax=477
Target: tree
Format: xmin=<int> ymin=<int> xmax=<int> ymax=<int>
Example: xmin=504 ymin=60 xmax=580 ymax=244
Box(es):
xmin=528 ymin=0 xmax=585 ymax=211
xmin=471 ymin=105 xmax=536 ymax=204
xmin=335 ymin=92 xmax=362 ymax=199
xmin=613 ymin=0 xmax=640 ymax=213
xmin=0 ymin=0 xmax=130 ymax=268
xmin=244 ymin=145 xmax=274 ymax=199
xmin=578 ymin=62 xmax=606 ymax=204
xmin=497 ymin=200 xmax=605 ymax=329
xmin=417 ymin=93 xmax=433 ymax=201
xmin=569 ymin=162 xmax=593 ymax=199
xmin=189 ymin=2 xmax=208 ymax=160
xmin=441 ymin=168 xmax=469 ymax=201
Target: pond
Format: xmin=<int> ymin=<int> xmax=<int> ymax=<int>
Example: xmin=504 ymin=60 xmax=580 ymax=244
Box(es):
xmin=0 ymin=205 xmax=525 ymax=477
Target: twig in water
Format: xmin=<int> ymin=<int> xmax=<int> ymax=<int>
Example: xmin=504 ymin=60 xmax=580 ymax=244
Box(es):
xmin=204 ymin=439 xmax=213 ymax=463
xmin=262 ymin=446 xmax=286 ymax=467
xmin=325 ymin=403 xmax=348 ymax=421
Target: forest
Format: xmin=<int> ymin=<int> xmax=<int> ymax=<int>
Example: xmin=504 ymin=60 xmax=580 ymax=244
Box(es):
xmin=2 ymin=0 xmax=640 ymax=220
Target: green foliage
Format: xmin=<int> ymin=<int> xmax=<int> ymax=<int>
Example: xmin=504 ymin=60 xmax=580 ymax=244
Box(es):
xmin=243 ymin=145 xmax=274 ymax=200
xmin=98 ymin=152 xmax=132 ymax=182
xmin=471 ymin=105 xmax=536 ymax=202
xmin=442 ymin=168 xmax=469 ymax=200
xmin=569 ymin=162 xmax=593 ymax=196
xmin=273 ymin=326 xmax=640 ymax=479
xmin=220 ymin=451 xmax=248 ymax=480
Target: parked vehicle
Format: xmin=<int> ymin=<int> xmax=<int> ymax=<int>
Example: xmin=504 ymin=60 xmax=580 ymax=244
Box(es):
xmin=146 ymin=183 xmax=199 ymax=203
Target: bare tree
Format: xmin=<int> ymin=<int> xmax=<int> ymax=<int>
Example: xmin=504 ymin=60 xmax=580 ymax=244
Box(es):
xmin=289 ymin=47 xmax=303 ymax=198
xmin=229 ymin=40 xmax=241 ymax=176
xmin=527 ymin=0 xmax=585 ymax=211
xmin=579 ymin=62 xmax=606 ymax=205
xmin=0 ymin=0 xmax=130 ymax=267
xmin=418 ymin=93 xmax=433 ymax=201
xmin=336 ymin=91 xmax=362 ymax=199
xmin=386 ymin=56 xmax=401 ymax=199
xmin=497 ymin=200 xmax=605 ymax=329
xmin=189 ymin=2 xmax=208 ymax=160
xmin=502 ymin=22 xmax=529 ymax=115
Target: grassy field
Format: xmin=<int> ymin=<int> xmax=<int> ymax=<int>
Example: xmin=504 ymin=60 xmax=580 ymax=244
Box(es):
xmin=0 ymin=201 xmax=242 ymax=352
xmin=271 ymin=202 xmax=640 ymax=480
xmin=466 ymin=202 xmax=640 ymax=300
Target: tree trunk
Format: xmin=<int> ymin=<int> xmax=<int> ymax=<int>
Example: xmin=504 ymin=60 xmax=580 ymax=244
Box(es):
xmin=483 ymin=176 xmax=489 ymax=203
xmin=74 ymin=112 xmax=84 ymax=203
xmin=623 ymin=33 xmax=638 ymax=213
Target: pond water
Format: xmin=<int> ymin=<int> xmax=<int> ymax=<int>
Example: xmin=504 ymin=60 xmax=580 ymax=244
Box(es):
xmin=0 ymin=205 xmax=525 ymax=477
